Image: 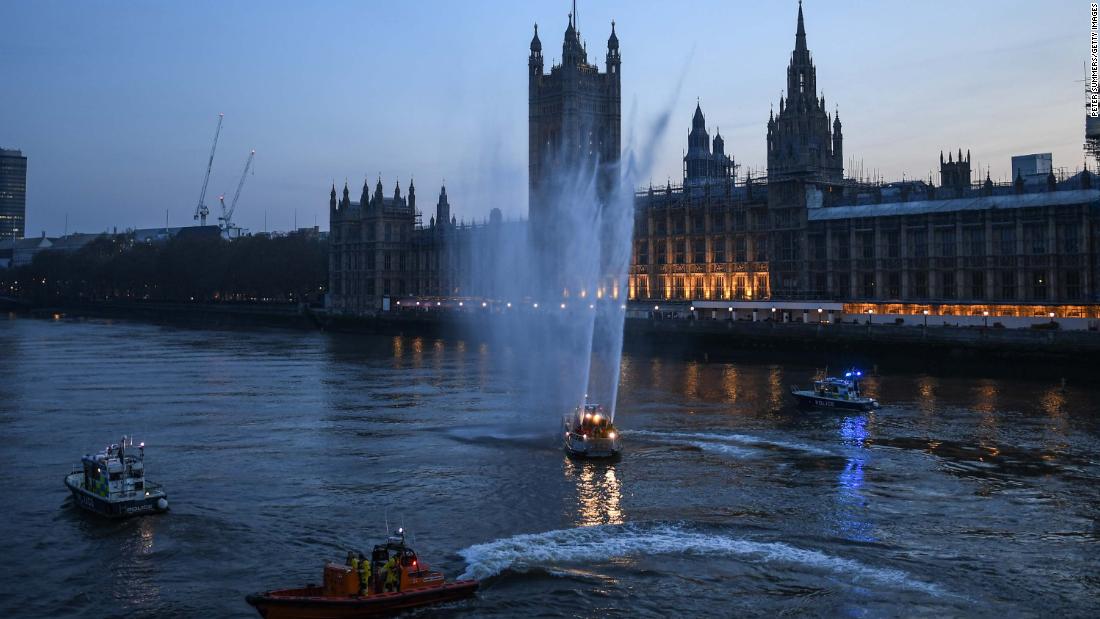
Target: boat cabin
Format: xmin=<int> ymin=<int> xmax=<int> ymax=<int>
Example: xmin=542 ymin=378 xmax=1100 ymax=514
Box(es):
xmin=812 ymin=377 xmax=862 ymax=400
xmin=80 ymin=437 xmax=146 ymax=498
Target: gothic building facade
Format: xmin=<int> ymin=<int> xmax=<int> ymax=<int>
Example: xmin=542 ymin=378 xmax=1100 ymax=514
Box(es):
xmin=329 ymin=3 xmax=1100 ymax=317
xmin=628 ymin=2 xmax=1100 ymax=311
xmin=528 ymin=13 xmax=621 ymax=285
xmin=327 ymin=177 xmax=512 ymax=313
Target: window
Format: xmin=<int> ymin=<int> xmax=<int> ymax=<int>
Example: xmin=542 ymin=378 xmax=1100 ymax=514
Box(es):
xmin=1030 ymin=271 xmax=1047 ymax=300
xmin=656 ymin=219 xmax=667 ymax=235
xmin=384 ymin=223 xmax=392 ymax=242
xmin=693 ymin=238 xmax=705 ymax=264
xmin=999 ymin=271 xmax=1015 ymax=300
xmin=732 ymin=211 xmax=746 ymax=231
xmin=810 ymin=235 xmax=825 ymax=261
xmin=1025 ymin=224 xmax=1047 ymax=254
xmin=909 ymin=230 xmax=928 ymax=257
xmin=859 ymin=232 xmax=874 ymax=259
xmin=886 ymin=230 xmax=900 ymax=258
xmin=693 ymin=214 xmax=704 ymax=234
xmin=636 ymin=241 xmax=649 ymax=265
xmin=694 ymin=277 xmax=705 ymax=298
xmin=935 ymin=228 xmax=955 ymax=257
xmin=754 ymin=236 xmax=767 ymax=262
xmin=941 ymin=271 xmax=956 ymax=299
xmin=1060 ymin=223 xmax=1080 ymax=254
xmin=997 ymin=226 xmax=1016 ymax=255
xmin=384 ymin=253 xmax=391 ymax=271
xmin=887 ymin=272 xmax=901 ymax=298
xmin=735 ymin=237 xmax=747 ymax=262
xmin=969 ymin=271 xmax=985 ymax=299
xmin=366 ymin=252 xmax=375 ymax=270
xmin=835 ymin=232 xmax=850 ymax=260
xmin=1065 ymin=270 xmax=1082 ymax=299
xmin=656 ymin=241 xmax=667 ymax=264
xmin=913 ymin=272 xmax=928 ymax=298
xmin=963 ymin=227 xmax=984 ymax=256
xmin=673 ymin=217 xmax=685 ymax=235
xmin=674 ymin=240 xmax=686 ymax=264
xmin=711 ymin=212 xmax=725 ymax=232
xmin=712 ymin=238 xmax=726 ymax=263
xmin=636 ymin=218 xmax=649 ymax=236
xmin=862 ymin=273 xmax=875 ymax=298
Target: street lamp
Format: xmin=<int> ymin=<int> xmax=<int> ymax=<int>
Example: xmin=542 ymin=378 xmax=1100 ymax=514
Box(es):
xmin=923 ymin=309 xmax=929 ymax=328
xmin=867 ymin=309 xmax=874 ymax=325
xmin=982 ymin=310 xmax=989 ymax=328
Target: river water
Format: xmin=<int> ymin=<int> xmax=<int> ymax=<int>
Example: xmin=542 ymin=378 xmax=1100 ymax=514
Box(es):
xmin=1 ymin=315 xmax=1097 ymax=618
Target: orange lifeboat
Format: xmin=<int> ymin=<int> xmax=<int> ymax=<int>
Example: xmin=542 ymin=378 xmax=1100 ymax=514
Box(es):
xmin=246 ymin=530 xmax=478 ymax=618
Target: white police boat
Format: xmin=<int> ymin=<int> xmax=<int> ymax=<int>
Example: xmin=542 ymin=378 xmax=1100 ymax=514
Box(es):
xmin=64 ymin=436 xmax=168 ymax=518
xmin=789 ymin=369 xmax=879 ymax=412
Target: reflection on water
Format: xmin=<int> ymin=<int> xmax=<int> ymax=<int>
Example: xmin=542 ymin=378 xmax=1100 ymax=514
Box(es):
xmin=565 ymin=459 xmax=623 ymax=527
xmin=835 ymin=414 xmax=874 ymax=543
xmin=683 ymin=362 xmax=701 ymax=400
xmin=113 ymin=518 xmax=161 ymax=610
xmin=720 ymin=366 xmax=740 ymax=404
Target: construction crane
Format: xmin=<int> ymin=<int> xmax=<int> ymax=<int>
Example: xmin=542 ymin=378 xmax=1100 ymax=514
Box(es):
xmin=218 ymin=149 xmax=255 ymax=238
xmin=193 ymin=113 xmax=224 ymax=226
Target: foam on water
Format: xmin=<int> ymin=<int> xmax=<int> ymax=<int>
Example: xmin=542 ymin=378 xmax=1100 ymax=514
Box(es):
xmin=625 ymin=429 xmax=836 ymax=457
xmin=458 ymin=522 xmax=945 ymax=597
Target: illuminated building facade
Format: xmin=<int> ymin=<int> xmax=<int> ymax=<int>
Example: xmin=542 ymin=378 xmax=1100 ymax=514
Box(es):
xmin=629 ymin=3 xmax=1100 ymax=312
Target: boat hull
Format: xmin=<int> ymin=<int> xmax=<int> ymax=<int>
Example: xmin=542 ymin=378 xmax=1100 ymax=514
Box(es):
xmin=64 ymin=473 xmax=167 ymax=518
xmin=563 ymin=433 xmax=622 ymax=459
xmin=790 ymin=390 xmax=877 ymax=412
xmin=245 ymin=581 xmax=479 ymax=619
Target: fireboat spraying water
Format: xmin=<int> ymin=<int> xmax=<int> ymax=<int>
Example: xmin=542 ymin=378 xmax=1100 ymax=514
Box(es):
xmin=563 ymin=403 xmax=623 ymax=459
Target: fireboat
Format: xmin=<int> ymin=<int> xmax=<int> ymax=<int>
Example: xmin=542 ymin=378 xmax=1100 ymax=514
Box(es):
xmin=246 ymin=528 xmax=478 ymax=618
xmin=64 ymin=436 xmax=168 ymax=518
xmin=789 ymin=369 xmax=879 ymax=411
xmin=563 ymin=404 xmax=622 ymax=459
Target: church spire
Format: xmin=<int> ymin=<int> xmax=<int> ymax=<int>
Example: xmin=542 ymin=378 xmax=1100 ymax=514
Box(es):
xmin=796 ymin=0 xmax=807 ymax=51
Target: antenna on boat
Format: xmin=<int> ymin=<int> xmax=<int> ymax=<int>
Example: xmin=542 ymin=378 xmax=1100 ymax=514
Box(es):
xmin=384 ymin=508 xmax=390 ymax=536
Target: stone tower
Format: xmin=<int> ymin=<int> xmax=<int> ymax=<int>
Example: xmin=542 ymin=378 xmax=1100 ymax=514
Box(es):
xmin=766 ymin=2 xmax=843 ymax=183
xmin=527 ymin=8 xmax=622 ymax=241
xmin=683 ymin=102 xmax=734 ymax=187
xmin=939 ymin=149 xmax=971 ymax=195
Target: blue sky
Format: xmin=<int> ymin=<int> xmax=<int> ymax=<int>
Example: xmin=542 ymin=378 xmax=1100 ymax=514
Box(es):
xmin=1 ymin=1 xmax=1087 ymax=236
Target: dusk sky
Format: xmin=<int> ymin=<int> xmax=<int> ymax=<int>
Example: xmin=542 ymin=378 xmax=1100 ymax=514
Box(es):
xmin=1 ymin=1 xmax=1087 ymax=236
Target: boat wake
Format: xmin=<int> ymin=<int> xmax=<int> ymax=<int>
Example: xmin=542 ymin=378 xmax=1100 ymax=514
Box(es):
xmin=458 ymin=522 xmax=944 ymax=597
xmin=625 ymin=429 xmax=835 ymax=457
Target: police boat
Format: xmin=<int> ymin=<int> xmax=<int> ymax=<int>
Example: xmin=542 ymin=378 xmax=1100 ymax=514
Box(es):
xmin=789 ymin=369 xmax=879 ymax=411
xmin=64 ymin=436 xmax=168 ymax=518
xmin=563 ymin=404 xmax=623 ymax=459
xmin=245 ymin=528 xmax=478 ymax=618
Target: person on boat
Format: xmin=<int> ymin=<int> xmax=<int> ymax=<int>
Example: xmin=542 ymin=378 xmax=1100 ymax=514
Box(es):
xmin=347 ymin=551 xmax=357 ymax=568
xmin=382 ymin=554 xmax=400 ymax=592
xmin=357 ymin=552 xmax=370 ymax=595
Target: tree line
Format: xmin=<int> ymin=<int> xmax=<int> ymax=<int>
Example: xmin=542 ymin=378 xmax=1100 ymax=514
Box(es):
xmin=1 ymin=232 xmax=327 ymax=306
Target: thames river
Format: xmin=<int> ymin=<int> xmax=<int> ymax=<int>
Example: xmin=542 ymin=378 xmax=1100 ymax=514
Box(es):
xmin=1 ymin=315 xmax=1097 ymax=618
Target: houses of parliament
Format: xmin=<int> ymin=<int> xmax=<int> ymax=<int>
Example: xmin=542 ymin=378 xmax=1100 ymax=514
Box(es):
xmin=328 ymin=3 xmax=1100 ymax=320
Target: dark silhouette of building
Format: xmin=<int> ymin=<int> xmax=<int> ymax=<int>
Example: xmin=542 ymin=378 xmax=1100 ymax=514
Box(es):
xmin=0 ymin=148 xmax=28 ymax=240
xmin=527 ymin=9 xmax=621 ymax=286
xmin=766 ymin=2 xmax=842 ymax=184
xmin=684 ymin=103 xmax=734 ymax=188
xmin=940 ymin=149 xmax=971 ymax=196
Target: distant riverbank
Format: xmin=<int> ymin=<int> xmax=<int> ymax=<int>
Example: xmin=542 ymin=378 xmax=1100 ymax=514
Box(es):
xmin=17 ymin=301 xmax=1100 ymax=373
